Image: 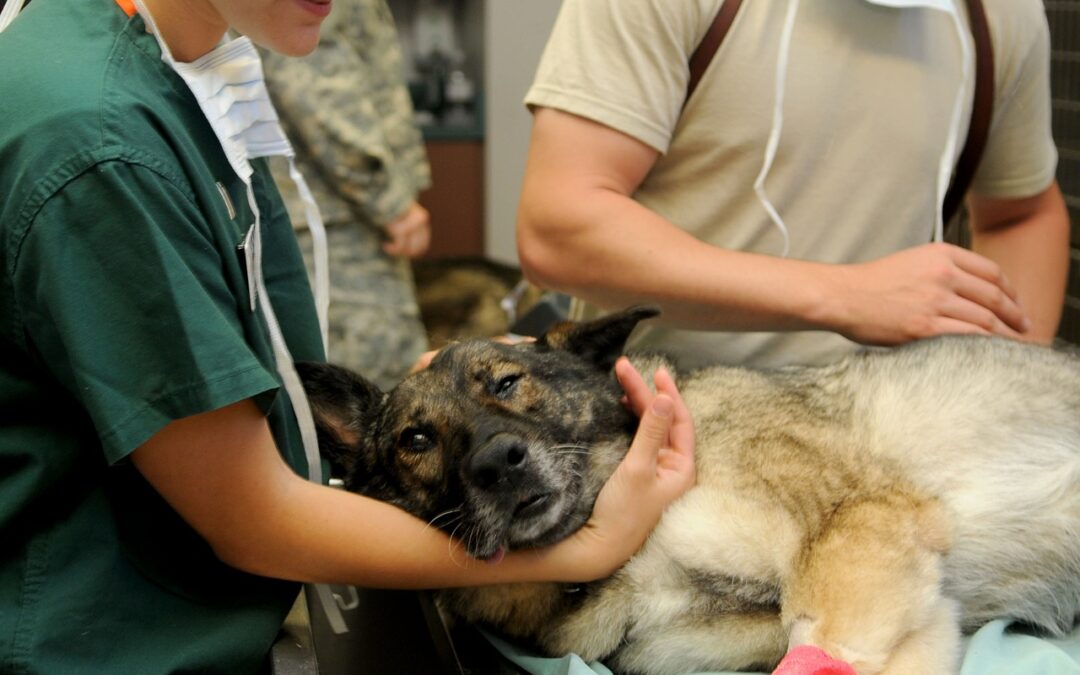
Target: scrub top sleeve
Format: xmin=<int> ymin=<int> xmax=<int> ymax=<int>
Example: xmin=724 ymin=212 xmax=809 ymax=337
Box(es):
xmin=12 ymin=159 xmax=280 ymax=464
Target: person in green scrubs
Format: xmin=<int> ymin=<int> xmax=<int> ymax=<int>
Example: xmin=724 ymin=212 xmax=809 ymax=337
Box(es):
xmin=0 ymin=0 xmax=696 ymax=672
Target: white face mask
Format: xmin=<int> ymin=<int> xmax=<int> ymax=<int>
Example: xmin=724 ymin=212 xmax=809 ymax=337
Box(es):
xmin=129 ymin=0 xmax=352 ymax=634
xmin=169 ymin=37 xmax=294 ymax=180
xmin=756 ymin=0 xmax=972 ymax=255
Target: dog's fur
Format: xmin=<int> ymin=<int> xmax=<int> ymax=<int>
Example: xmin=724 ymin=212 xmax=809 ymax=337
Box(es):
xmin=298 ymin=307 xmax=1080 ymax=675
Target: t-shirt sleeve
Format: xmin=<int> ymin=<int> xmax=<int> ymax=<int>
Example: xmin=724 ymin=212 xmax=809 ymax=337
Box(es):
xmin=12 ymin=160 xmax=280 ymax=464
xmin=523 ymin=0 xmax=715 ymax=154
xmin=970 ymin=2 xmax=1058 ymax=199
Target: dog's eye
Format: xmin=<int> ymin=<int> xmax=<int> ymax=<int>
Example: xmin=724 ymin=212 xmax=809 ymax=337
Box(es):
xmin=398 ymin=427 xmax=433 ymax=453
xmin=490 ymin=374 xmax=521 ymax=400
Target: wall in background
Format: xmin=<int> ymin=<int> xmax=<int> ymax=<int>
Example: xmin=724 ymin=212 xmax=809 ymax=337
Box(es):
xmin=483 ymin=1 xmax=561 ymax=265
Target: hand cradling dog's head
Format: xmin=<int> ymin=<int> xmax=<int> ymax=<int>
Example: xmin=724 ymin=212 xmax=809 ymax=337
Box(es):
xmin=297 ymin=306 xmax=660 ymax=561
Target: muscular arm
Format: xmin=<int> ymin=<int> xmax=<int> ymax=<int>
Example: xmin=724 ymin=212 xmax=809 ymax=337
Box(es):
xmin=517 ymin=109 xmax=839 ymax=332
xmin=130 ymin=362 xmax=693 ymax=589
xmin=517 ymin=107 xmax=1029 ymax=345
xmin=967 ymin=181 xmax=1070 ymax=344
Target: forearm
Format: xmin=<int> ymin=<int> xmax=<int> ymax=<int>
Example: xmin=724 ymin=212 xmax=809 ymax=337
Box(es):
xmin=220 ymin=468 xmax=589 ymax=589
xmin=518 ymin=186 xmax=839 ymax=333
xmin=969 ymin=183 xmax=1071 ymax=343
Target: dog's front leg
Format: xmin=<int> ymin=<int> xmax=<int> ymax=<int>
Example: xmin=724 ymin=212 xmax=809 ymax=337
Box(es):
xmin=780 ymin=493 xmax=960 ymax=675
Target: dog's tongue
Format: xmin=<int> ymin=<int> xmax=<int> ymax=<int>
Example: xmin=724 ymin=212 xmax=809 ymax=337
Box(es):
xmin=481 ymin=547 xmax=506 ymax=565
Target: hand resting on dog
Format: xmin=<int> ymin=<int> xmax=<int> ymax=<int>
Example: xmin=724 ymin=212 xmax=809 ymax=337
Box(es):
xmin=554 ymin=358 xmax=695 ymax=579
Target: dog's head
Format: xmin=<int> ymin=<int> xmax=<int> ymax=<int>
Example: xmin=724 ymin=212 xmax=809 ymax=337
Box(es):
xmin=297 ymin=306 xmax=660 ymax=561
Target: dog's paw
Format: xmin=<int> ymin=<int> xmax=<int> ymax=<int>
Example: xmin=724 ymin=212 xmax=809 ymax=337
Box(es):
xmin=785 ymin=616 xmax=887 ymax=675
xmin=773 ymin=644 xmax=857 ymax=675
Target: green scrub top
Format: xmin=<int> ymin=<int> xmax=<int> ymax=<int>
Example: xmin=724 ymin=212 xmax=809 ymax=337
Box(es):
xmin=0 ymin=0 xmax=326 ymax=672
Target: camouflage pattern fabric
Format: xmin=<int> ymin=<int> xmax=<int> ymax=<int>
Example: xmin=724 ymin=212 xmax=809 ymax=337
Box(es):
xmin=294 ymin=226 xmax=428 ymax=390
xmin=262 ymin=0 xmax=431 ymax=388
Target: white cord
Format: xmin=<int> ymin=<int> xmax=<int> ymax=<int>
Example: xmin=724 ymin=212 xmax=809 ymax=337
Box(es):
xmin=753 ymin=0 xmax=801 ymax=259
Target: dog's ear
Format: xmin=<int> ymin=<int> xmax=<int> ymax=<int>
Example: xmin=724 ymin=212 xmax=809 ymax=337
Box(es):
xmin=538 ymin=305 xmax=661 ymax=370
xmin=295 ymin=361 xmax=385 ymax=480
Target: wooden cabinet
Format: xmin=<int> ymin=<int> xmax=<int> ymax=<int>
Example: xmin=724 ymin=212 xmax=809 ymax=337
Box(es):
xmin=418 ymin=138 xmax=485 ymax=260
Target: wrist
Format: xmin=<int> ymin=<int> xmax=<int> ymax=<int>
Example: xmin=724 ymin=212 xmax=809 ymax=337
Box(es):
xmin=498 ymin=530 xmax=615 ymax=585
xmin=796 ymin=261 xmax=855 ymax=336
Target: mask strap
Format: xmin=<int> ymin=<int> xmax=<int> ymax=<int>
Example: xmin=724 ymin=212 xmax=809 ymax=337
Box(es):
xmin=286 ymin=159 xmax=330 ymax=350
xmin=934 ymin=4 xmax=973 ymax=242
xmin=245 ymin=183 xmax=350 ymax=635
xmin=753 ymin=0 xmax=800 ymax=258
xmin=0 ymin=0 xmax=27 ymax=32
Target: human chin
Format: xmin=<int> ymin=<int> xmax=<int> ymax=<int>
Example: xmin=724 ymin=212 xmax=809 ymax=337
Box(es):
xmin=258 ymin=20 xmax=323 ymax=57
xmin=277 ymin=25 xmax=323 ymax=56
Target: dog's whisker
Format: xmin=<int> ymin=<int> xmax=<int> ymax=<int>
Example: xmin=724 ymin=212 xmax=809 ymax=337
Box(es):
xmin=425 ymin=505 xmax=465 ymax=532
xmin=549 ymin=444 xmax=590 ymax=455
xmin=447 ymin=521 xmax=470 ymax=569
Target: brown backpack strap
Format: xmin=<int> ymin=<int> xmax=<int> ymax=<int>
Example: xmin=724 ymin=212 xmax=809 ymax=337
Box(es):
xmin=686 ymin=0 xmax=744 ymax=105
xmin=942 ymin=0 xmax=994 ymax=224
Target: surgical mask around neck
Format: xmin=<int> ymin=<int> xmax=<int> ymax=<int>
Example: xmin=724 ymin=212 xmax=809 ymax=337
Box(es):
xmin=0 ymin=0 xmax=26 ymax=32
xmin=131 ymin=0 xmax=350 ymax=634
xmin=756 ymin=0 xmax=972 ymax=255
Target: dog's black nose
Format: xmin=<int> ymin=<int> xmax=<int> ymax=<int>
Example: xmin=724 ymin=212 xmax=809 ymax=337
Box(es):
xmin=468 ymin=434 xmax=528 ymax=491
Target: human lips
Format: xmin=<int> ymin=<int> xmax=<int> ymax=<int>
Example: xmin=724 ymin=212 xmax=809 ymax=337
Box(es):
xmin=295 ymin=0 xmax=331 ymax=18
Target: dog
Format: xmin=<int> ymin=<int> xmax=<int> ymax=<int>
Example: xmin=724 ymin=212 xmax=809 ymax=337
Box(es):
xmin=411 ymin=256 xmax=543 ymax=348
xmin=298 ymin=307 xmax=1080 ymax=675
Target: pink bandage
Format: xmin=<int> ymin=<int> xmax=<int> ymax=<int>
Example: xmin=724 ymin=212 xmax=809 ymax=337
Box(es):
xmin=772 ymin=645 xmax=857 ymax=675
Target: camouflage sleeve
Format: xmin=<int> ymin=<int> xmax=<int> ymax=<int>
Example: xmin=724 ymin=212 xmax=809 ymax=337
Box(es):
xmin=263 ymin=0 xmax=431 ymax=228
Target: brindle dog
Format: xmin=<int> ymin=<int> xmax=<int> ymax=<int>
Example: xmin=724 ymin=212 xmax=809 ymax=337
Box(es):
xmin=298 ymin=307 xmax=1080 ymax=675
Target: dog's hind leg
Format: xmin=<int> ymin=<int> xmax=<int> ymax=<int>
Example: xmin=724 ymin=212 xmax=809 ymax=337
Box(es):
xmin=875 ymin=597 xmax=960 ymax=675
xmin=780 ymin=493 xmax=958 ymax=675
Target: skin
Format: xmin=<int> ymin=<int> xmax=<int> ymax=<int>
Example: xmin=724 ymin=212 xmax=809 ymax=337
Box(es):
xmin=967 ymin=184 xmax=1070 ymax=343
xmin=129 ymin=2 xmax=696 ymax=588
xmin=382 ymin=200 xmax=432 ymax=258
xmin=517 ymin=108 xmax=1070 ymax=347
xmin=141 ymin=0 xmax=328 ymax=62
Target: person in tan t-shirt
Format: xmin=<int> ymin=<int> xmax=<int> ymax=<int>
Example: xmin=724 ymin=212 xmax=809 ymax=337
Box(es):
xmin=519 ymin=0 xmax=1069 ymax=369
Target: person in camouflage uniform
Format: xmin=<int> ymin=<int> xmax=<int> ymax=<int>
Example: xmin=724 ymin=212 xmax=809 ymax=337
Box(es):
xmin=262 ymin=0 xmax=432 ymax=390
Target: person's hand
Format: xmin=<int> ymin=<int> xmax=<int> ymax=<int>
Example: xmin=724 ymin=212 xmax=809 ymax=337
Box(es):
xmin=825 ymin=242 xmax=1031 ymax=345
xmin=549 ymin=358 xmax=696 ymax=582
xmin=383 ymin=201 xmax=431 ymax=259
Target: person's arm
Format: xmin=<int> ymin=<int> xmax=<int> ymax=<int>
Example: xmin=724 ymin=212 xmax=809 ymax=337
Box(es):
xmin=130 ymin=359 xmax=694 ymax=589
xmin=965 ymin=181 xmax=1070 ymax=344
xmin=517 ymin=107 xmax=1029 ymax=345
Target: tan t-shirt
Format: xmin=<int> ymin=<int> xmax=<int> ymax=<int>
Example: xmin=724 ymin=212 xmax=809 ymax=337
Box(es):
xmin=525 ymin=0 xmax=1057 ymax=368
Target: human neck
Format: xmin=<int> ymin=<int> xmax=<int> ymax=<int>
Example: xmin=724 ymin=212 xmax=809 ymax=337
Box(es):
xmin=139 ymin=0 xmax=228 ymax=62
